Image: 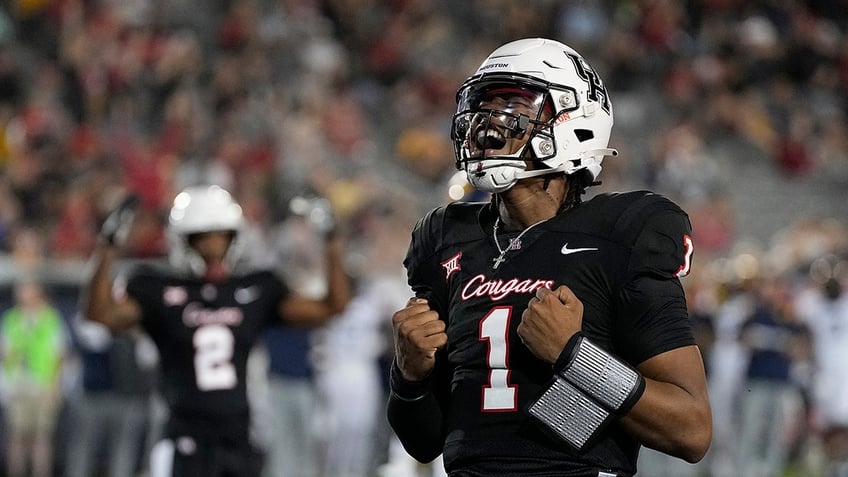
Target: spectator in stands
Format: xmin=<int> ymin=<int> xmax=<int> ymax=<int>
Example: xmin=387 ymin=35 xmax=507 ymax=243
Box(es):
xmin=0 ymin=279 xmax=67 ymax=477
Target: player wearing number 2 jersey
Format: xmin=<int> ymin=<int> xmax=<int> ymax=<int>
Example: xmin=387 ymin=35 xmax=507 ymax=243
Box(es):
xmin=387 ymin=38 xmax=711 ymax=477
xmin=83 ymin=184 xmax=351 ymax=477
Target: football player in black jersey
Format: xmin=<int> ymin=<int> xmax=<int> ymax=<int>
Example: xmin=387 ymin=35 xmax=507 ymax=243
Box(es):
xmin=83 ymin=185 xmax=351 ymax=477
xmin=387 ymin=38 xmax=712 ymax=477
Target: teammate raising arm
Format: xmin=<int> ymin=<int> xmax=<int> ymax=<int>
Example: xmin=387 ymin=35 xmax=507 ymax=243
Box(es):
xmin=388 ymin=38 xmax=711 ymax=477
xmin=83 ymin=184 xmax=351 ymax=477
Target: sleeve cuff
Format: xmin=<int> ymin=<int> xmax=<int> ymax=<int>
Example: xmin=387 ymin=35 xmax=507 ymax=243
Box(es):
xmin=389 ymin=359 xmax=431 ymax=402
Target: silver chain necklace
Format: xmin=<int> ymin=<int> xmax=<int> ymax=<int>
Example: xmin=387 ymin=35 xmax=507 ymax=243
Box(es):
xmin=491 ymin=216 xmax=547 ymax=269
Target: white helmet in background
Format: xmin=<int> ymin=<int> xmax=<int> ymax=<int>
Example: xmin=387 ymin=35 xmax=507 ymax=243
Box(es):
xmin=451 ymin=38 xmax=618 ymax=193
xmin=167 ymin=184 xmax=245 ymax=277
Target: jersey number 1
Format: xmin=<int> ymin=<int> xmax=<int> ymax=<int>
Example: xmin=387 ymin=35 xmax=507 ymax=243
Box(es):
xmin=479 ymin=306 xmax=517 ymax=411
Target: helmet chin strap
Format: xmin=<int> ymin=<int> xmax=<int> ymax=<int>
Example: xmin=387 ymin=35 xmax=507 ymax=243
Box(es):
xmin=596 ymin=148 xmax=619 ymax=158
xmin=514 ymin=168 xmax=558 ymax=180
xmin=513 ymin=148 xmax=619 ymax=180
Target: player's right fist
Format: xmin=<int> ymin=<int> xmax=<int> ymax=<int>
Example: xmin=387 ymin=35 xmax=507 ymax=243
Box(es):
xmin=99 ymin=194 xmax=141 ymax=247
xmin=391 ymin=298 xmax=447 ymax=382
xmin=518 ymin=285 xmax=584 ymax=364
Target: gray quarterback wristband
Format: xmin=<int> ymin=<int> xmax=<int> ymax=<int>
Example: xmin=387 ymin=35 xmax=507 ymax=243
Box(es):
xmin=527 ymin=375 xmax=613 ymax=451
xmin=556 ymin=332 xmax=646 ymax=414
xmin=527 ymin=332 xmax=645 ymax=451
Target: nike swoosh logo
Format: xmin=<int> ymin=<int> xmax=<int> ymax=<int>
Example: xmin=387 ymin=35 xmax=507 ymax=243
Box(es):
xmin=561 ymin=243 xmax=599 ymax=255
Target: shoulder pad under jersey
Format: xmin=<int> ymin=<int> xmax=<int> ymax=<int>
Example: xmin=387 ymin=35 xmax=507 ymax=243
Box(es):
xmin=404 ymin=202 xmax=488 ymax=308
xmin=407 ymin=201 xmax=489 ymax=260
xmin=583 ymin=191 xmax=694 ymax=279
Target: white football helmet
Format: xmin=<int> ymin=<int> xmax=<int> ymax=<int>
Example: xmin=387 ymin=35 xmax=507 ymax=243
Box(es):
xmin=451 ymin=38 xmax=618 ymax=193
xmin=167 ymin=184 xmax=246 ymax=277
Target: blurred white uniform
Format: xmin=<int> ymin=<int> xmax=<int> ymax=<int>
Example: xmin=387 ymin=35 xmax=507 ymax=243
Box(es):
xmin=312 ymin=275 xmax=407 ymax=477
xmin=796 ymin=285 xmax=848 ymax=426
xmin=705 ymin=290 xmax=754 ymax=477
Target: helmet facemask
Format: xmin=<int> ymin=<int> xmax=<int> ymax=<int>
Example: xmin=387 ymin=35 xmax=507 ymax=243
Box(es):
xmin=452 ymin=80 xmax=559 ymax=193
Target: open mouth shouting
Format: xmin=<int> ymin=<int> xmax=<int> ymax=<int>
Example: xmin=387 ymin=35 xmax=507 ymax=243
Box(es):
xmin=474 ymin=125 xmax=508 ymax=153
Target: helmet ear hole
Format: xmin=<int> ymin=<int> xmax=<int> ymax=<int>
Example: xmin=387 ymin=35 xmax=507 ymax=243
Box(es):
xmin=574 ymin=129 xmax=594 ymax=142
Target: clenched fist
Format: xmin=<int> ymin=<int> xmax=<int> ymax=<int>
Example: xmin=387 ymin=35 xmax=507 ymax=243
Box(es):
xmin=518 ymin=285 xmax=584 ymax=364
xmin=392 ymin=297 xmax=448 ymax=382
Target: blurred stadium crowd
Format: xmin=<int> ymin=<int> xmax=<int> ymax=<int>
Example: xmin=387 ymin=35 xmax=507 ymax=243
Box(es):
xmin=0 ymin=0 xmax=847 ymax=476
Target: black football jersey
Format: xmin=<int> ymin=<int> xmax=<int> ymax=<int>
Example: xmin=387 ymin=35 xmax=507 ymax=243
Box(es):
xmin=403 ymin=190 xmax=696 ymax=476
xmin=126 ymin=265 xmax=289 ymax=443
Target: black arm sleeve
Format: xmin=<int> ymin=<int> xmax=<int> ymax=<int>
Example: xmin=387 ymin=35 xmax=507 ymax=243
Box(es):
xmin=387 ymin=206 xmax=453 ymax=462
xmin=387 ymin=390 xmax=445 ymax=462
xmin=386 ymin=349 xmax=451 ymax=463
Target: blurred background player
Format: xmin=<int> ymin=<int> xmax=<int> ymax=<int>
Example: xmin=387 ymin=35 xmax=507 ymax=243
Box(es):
xmin=81 ymin=184 xmax=351 ymax=477
xmin=257 ymin=191 xmax=339 ymax=477
xmin=796 ymin=256 xmax=848 ymax=477
xmin=311 ymin=197 xmax=413 ymax=477
xmin=64 ymin=312 xmax=158 ymax=477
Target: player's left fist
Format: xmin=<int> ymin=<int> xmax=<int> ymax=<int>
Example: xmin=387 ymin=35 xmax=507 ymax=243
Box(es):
xmin=392 ymin=298 xmax=447 ymax=382
xmin=518 ymin=285 xmax=584 ymax=364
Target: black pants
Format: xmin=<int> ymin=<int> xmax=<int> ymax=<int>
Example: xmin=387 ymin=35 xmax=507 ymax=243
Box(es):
xmin=151 ymin=436 xmax=265 ymax=477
